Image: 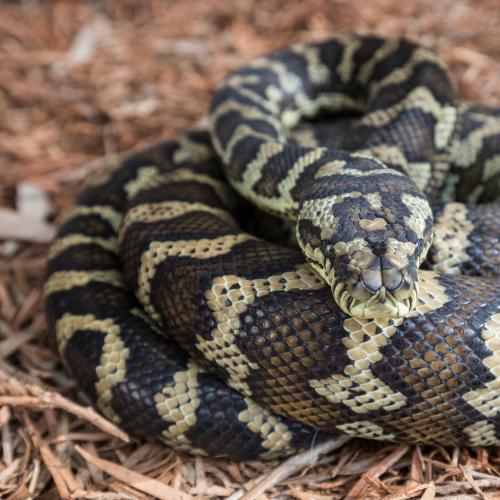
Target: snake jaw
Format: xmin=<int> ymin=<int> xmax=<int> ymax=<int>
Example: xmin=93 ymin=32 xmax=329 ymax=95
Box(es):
xmin=332 ymin=249 xmax=419 ymax=319
xmin=333 ymin=280 xmax=418 ymax=319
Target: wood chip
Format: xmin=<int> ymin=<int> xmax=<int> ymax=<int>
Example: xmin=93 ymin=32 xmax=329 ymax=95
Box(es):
xmin=75 ymin=445 xmax=191 ymax=500
xmin=346 ymin=445 xmax=410 ymax=499
xmin=0 ymin=208 xmax=55 ymax=242
xmin=229 ymin=436 xmax=351 ymax=500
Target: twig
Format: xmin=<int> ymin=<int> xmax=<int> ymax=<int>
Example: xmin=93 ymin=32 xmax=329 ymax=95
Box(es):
xmin=23 ymin=413 xmax=80 ymax=498
xmin=75 ymin=445 xmax=192 ymax=500
xmin=435 ymin=478 xmax=500 ymax=495
xmin=0 ymin=365 xmax=129 ymax=442
xmin=346 ymin=444 xmax=410 ymax=499
xmin=0 ymin=394 xmax=129 ymax=442
xmin=227 ymin=436 xmax=351 ymax=500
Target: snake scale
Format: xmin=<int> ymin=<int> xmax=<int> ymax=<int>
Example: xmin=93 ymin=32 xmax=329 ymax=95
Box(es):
xmin=45 ymin=35 xmax=500 ymax=460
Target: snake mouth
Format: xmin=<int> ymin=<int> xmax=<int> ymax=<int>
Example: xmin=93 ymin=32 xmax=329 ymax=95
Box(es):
xmin=331 ymin=251 xmax=418 ymax=319
xmin=333 ymin=281 xmax=418 ymax=318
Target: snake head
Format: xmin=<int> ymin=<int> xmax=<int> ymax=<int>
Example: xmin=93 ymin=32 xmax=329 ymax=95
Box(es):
xmin=331 ymin=241 xmax=419 ymax=318
xmin=297 ymin=165 xmax=433 ymax=319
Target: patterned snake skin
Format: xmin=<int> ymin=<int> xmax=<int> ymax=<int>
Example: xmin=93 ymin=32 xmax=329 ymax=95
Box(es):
xmin=45 ymin=36 xmax=500 ymax=460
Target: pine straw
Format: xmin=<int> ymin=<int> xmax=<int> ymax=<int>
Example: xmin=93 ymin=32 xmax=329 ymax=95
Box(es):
xmin=0 ymin=0 xmax=499 ymax=498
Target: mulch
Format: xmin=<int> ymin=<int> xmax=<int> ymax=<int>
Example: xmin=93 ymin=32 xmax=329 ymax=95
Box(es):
xmin=0 ymin=0 xmax=499 ymax=498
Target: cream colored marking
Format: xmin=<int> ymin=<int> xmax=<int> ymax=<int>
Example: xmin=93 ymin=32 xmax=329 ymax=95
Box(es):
xmin=44 ymin=270 xmax=124 ymax=296
xmin=231 ymin=179 xmax=298 ymax=219
xmin=364 ymin=192 xmax=383 ymax=210
xmin=310 ymin=317 xmax=407 ymax=414
xmin=328 ymin=167 xmax=405 ymax=178
xmin=432 ymin=203 xmax=475 ymax=275
xmin=219 ymin=74 xmax=279 ymax=114
xmin=434 ymin=105 xmax=458 ymax=149
xmin=235 ymin=147 xmax=327 ymax=219
xmin=315 ymin=160 xmax=347 ymax=178
xmin=144 ymin=234 xmax=254 ymax=261
xmin=136 ymin=234 xmax=256 ymax=323
xmin=48 ymin=234 xmax=118 ymax=260
xmin=209 ymin=98 xmax=282 ymax=134
xmin=272 ymin=148 xmax=326 ymax=198
xmin=129 ymin=306 xmax=162 ymax=333
xmin=124 ymin=166 xmax=159 ymax=199
xmin=336 ymin=421 xmax=395 ymax=441
xmin=451 ymin=117 xmax=500 ymax=168
xmin=212 ymin=60 xmax=360 ymax=161
xmin=121 ymin=201 xmax=236 ymax=237
xmin=362 ymin=86 xmax=442 ymax=126
xmin=298 ymin=195 xmax=344 ymax=241
xmin=464 ymin=421 xmax=499 ymax=446
xmin=218 ymin=124 xmax=278 ymax=166
xmin=400 ymin=193 xmax=432 ymax=238
xmin=95 ymin=320 xmax=130 ymax=423
xmin=337 ymin=35 xmax=362 ymax=83
xmin=357 ymin=39 xmax=400 ymax=84
xmin=359 ymin=218 xmax=387 ymax=231
xmin=349 ymin=154 xmax=393 ymax=173
xmin=197 ymin=264 xmax=326 ymax=396
xmin=290 ymin=43 xmax=330 ymax=84
xmin=265 ymin=84 xmax=285 ymax=107
xmin=238 ymin=398 xmax=294 ymax=459
xmin=355 ymin=145 xmax=433 ymax=192
xmin=361 ymin=86 xmax=457 ymax=150
xmin=154 ymin=361 xmax=207 ymax=455
xmin=463 ymin=313 xmax=500 ymax=420
xmin=61 ymin=205 xmax=123 ymax=232
xmin=356 ymin=145 xmax=408 ymax=168
xmin=330 ymin=237 xmax=367 ymax=259
xmin=467 ymin=185 xmax=485 ymax=203
xmin=249 ymin=57 xmax=303 ymax=95
xmin=288 ymin=124 xmax=320 ymax=148
xmin=440 ymin=173 xmax=460 ymax=202
xmin=227 ymin=79 xmax=280 ymax=114
xmin=141 ymin=169 xmax=236 ymax=208
xmin=298 ymin=242 xmax=332 ymax=283
xmin=239 ymin=141 xmax=285 ymax=189
xmin=406 ymin=271 xmax=450 ymax=317
xmin=298 ymin=191 xmax=385 ymax=241
xmin=81 ymin=157 xmax=123 ymax=190
xmin=55 ymin=314 xmax=129 ymax=424
xmin=221 ymin=73 xmax=261 ymax=91
xmin=172 ymin=136 xmax=212 ymax=164
xmin=281 ymin=92 xmax=362 ymax=130
xmin=405 ymin=162 xmax=432 ymax=192
xmin=55 ymin=313 xmax=99 ymax=355
xmin=482 ymin=154 xmax=500 ymax=181
xmin=368 ymin=47 xmax=445 ymax=99
xmin=121 ymin=167 xmax=236 ymax=210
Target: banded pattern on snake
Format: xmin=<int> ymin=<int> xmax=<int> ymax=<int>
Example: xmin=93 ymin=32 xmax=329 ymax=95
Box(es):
xmin=45 ymin=35 xmax=500 ymax=459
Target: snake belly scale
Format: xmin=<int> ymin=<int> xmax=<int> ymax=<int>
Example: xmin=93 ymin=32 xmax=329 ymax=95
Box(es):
xmin=45 ymin=35 xmax=500 ymax=460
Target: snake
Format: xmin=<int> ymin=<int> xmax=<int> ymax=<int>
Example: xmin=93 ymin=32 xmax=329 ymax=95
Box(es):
xmin=45 ymin=35 xmax=500 ymax=460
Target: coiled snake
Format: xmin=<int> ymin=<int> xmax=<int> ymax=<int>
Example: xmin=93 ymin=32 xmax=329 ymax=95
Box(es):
xmin=45 ymin=35 xmax=500 ymax=460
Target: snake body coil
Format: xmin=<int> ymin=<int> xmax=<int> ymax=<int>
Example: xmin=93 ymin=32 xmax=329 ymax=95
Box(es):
xmin=45 ymin=36 xmax=500 ymax=460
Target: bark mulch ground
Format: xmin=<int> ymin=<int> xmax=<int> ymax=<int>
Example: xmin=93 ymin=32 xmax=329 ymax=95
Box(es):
xmin=0 ymin=1 xmax=499 ymax=498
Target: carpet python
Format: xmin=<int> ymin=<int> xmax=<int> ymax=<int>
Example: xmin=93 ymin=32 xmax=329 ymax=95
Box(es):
xmin=45 ymin=35 xmax=500 ymax=460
